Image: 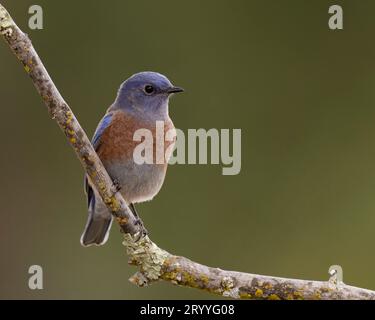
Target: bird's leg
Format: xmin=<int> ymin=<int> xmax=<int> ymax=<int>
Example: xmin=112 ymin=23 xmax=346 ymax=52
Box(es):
xmin=130 ymin=203 xmax=140 ymax=219
xmin=130 ymin=203 xmax=148 ymax=240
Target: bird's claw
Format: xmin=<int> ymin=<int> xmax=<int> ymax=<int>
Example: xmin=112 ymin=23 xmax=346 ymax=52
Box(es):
xmin=112 ymin=179 xmax=121 ymax=193
xmin=134 ymin=217 xmax=148 ymax=241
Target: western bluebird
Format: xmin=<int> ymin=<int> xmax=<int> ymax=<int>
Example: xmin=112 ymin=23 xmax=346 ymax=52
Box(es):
xmin=80 ymin=71 xmax=183 ymax=246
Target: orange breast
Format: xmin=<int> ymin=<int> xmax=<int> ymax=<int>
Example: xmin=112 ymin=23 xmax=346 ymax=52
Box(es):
xmin=97 ymin=111 xmax=175 ymax=165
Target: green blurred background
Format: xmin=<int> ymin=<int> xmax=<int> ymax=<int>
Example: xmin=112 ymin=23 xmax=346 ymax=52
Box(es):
xmin=1 ymin=0 xmax=375 ymax=299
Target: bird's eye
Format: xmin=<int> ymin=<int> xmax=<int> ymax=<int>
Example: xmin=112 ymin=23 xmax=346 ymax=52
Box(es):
xmin=144 ymin=85 xmax=155 ymax=94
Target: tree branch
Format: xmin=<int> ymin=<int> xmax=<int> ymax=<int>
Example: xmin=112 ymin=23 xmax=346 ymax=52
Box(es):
xmin=1 ymin=3 xmax=374 ymax=300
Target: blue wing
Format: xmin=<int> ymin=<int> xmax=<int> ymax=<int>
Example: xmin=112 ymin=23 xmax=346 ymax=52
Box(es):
xmin=84 ymin=112 xmax=113 ymax=206
xmin=91 ymin=112 xmax=113 ymax=149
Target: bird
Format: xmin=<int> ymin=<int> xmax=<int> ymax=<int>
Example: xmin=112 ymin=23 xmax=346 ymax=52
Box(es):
xmin=80 ymin=71 xmax=184 ymax=246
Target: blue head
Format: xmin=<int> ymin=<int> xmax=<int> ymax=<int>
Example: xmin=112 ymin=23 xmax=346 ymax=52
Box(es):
xmin=114 ymin=72 xmax=183 ymax=119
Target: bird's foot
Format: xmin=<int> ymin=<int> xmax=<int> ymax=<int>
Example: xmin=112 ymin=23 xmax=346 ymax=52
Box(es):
xmin=134 ymin=217 xmax=148 ymax=241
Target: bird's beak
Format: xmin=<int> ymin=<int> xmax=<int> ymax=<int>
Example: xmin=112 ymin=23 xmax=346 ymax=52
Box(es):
xmin=166 ymin=86 xmax=184 ymax=94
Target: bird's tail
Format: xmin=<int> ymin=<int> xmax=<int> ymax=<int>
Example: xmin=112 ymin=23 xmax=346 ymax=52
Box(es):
xmin=82 ymin=177 xmax=113 ymax=246
xmin=80 ymin=192 xmax=113 ymax=246
xmin=80 ymin=213 xmax=112 ymax=247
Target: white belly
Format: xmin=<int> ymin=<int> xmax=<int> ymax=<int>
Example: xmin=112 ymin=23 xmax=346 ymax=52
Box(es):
xmin=107 ymin=162 xmax=168 ymax=204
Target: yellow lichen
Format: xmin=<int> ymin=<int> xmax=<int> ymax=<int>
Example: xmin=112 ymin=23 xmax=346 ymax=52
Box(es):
xmin=200 ymin=275 xmax=209 ymax=285
xmin=239 ymin=292 xmax=252 ymax=299
xmin=66 ymin=111 xmax=73 ymax=124
xmin=98 ymin=181 xmax=106 ymax=190
xmin=264 ymin=283 xmax=273 ymax=290
xmin=293 ymin=291 xmax=304 ymax=300
xmin=24 ymin=65 xmax=30 ymax=73
xmin=164 ymin=271 xmax=178 ymax=281
xmin=255 ymin=289 xmax=263 ymax=298
xmin=314 ymin=290 xmax=322 ymax=300
xmin=109 ymin=197 xmax=120 ymax=211
xmin=116 ymin=216 xmax=128 ymax=225
xmin=181 ymin=271 xmax=199 ymax=288
xmin=268 ymin=294 xmax=281 ymax=300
